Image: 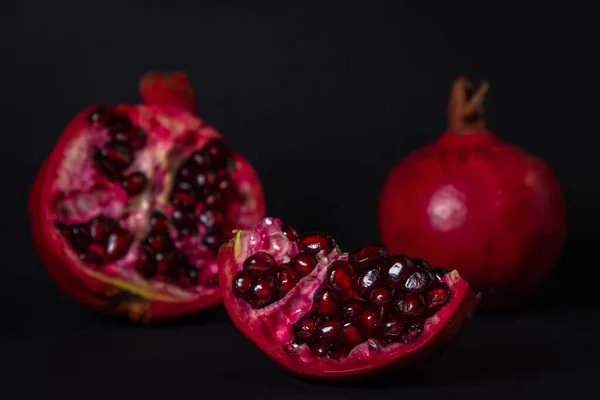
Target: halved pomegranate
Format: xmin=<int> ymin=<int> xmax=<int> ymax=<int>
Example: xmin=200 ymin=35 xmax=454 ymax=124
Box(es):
xmin=28 ymin=71 xmax=266 ymax=323
xmin=218 ymin=217 xmax=480 ymax=380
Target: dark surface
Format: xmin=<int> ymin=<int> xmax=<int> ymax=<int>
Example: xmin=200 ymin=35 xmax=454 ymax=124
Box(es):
xmin=1 ymin=0 xmax=598 ymax=398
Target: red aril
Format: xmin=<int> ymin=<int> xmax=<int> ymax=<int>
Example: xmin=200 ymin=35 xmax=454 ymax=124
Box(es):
xmin=28 ymin=71 xmax=266 ymax=323
xmin=218 ymin=217 xmax=480 ymax=381
xmin=378 ymin=77 xmax=566 ymax=309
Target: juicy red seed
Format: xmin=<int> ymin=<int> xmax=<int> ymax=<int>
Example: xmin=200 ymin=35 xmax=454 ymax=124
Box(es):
xmin=105 ymin=230 xmax=133 ymax=262
xmin=281 ymin=223 xmax=299 ymax=241
xmin=276 ymin=267 xmax=299 ymax=298
xmin=105 ymin=114 xmax=133 ymax=134
xmin=171 ymin=209 xmax=196 ymax=232
xmin=121 ymin=172 xmax=147 ymax=195
xmin=92 ymin=150 xmax=122 ymax=180
xmin=88 ymin=107 xmax=111 ymax=125
xmin=313 ymin=288 xmax=339 ymax=317
xmin=342 ymin=321 xmax=363 ymax=346
xmin=171 ymin=190 xmax=196 ymax=209
xmin=198 ymin=209 xmax=225 ymax=229
xmin=311 ymin=343 xmax=327 ymax=357
xmin=249 ymin=275 xmax=276 ymax=308
xmin=404 ymin=270 xmax=431 ymax=291
xmin=401 ymin=322 xmax=424 ymax=344
xmin=215 ymin=175 xmax=236 ymax=198
xmin=149 ymin=212 xmax=169 ymax=233
xmin=382 ymin=254 xmax=414 ymax=288
xmin=293 ymin=315 xmax=317 ymax=344
xmin=66 ymin=224 xmax=91 ymax=252
xmin=233 ymin=271 xmax=252 ymax=299
xmin=79 ymin=250 xmax=104 ymax=265
xmin=89 ymin=217 xmax=118 ymax=245
xmin=381 ymin=317 xmax=407 ymax=343
xmin=202 ymin=230 xmax=228 ymax=252
xmin=395 ymin=294 xmax=424 ymax=317
xmin=432 ymin=267 xmax=449 ymax=280
xmin=298 ymin=232 xmax=332 ymax=255
xmin=326 ymin=260 xmax=355 ymax=297
xmin=203 ymin=191 xmax=225 ymax=210
xmin=413 ymin=258 xmax=432 ymax=271
xmin=342 ymin=300 xmax=367 ymax=320
xmin=293 ymin=252 xmax=317 ymax=276
xmin=143 ymin=233 xmax=174 ymax=253
xmin=318 ymin=320 xmax=342 ymax=343
xmin=326 ymin=346 xmax=347 ymax=361
xmin=425 ymin=284 xmax=451 ymax=310
xmin=358 ymin=307 xmax=383 ymax=338
xmin=116 ymin=128 xmax=147 ymax=150
xmin=243 ymin=252 xmax=276 ymax=275
xmin=356 ymin=267 xmax=381 ymax=298
xmin=194 ymin=171 xmax=216 ymax=189
xmin=190 ymin=150 xmax=210 ymax=167
xmin=175 ymin=180 xmax=193 ymax=192
xmin=204 ymin=140 xmax=229 ymax=169
xmin=370 ymin=287 xmax=394 ymax=306
xmin=100 ymin=142 xmax=133 ymax=169
xmin=350 ymin=244 xmax=388 ymax=269
xmin=139 ymin=256 xmax=157 ymax=278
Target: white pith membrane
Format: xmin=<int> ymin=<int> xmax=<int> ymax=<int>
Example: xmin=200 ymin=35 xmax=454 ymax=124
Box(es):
xmin=226 ymin=218 xmax=469 ymax=366
xmin=50 ymin=104 xmax=259 ymax=300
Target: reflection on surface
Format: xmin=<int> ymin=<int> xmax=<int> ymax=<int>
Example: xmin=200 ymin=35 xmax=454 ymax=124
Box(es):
xmin=426 ymin=184 xmax=467 ymax=232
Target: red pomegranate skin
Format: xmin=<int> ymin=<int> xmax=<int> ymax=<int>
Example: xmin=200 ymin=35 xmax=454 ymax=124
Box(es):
xmin=28 ymin=72 xmax=266 ymax=323
xmin=378 ymin=77 xmax=566 ymax=309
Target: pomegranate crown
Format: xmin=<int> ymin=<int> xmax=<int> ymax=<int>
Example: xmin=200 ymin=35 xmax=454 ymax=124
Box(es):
xmin=447 ymin=76 xmax=489 ymax=134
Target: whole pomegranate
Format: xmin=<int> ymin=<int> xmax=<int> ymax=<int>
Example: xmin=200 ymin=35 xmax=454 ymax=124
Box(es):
xmin=218 ymin=217 xmax=480 ymax=380
xmin=378 ymin=77 xmax=566 ymax=309
xmin=28 ymin=71 xmax=266 ymax=323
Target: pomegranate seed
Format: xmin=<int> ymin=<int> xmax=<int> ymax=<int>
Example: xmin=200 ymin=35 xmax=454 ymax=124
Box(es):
xmin=326 ymin=346 xmax=347 ymax=361
xmin=100 ymin=142 xmax=133 ymax=169
xmin=395 ymin=294 xmax=424 ymax=317
xmin=171 ymin=190 xmax=196 ymax=210
xmin=121 ymin=172 xmax=147 ymax=195
xmin=425 ymin=284 xmax=451 ymax=310
xmin=66 ymin=224 xmax=91 ymax=252
xmin=138 ymin=254 xmax=157 ymax=279
xmin=177 ymin=159 xmax=200 ymax=180
xmin=413 ymin=258 xmax=432 ymax=271
xmin=184 ymin=265 xmax=200 ymax=287
xmin=243 ymin=251 xmax=276 ymax=275
xmin=370 ymin=287 xmax=394 ymax=306
xmin=79 ymin=250 xmax=104 ymax=266
xmin=204 ymin=140 xmax=229 ymax=169
xmin=215 ymin=174 xmax=237 ymax=200
xmin=401 ymin=322 xmax=424 ymax=344
xmin=318 ymin=320 xmax=342 ymax=343
xmin=293 ymin=315 xmax=317 ymax=344
xmin=171 ymin=209 xmax=196 ymax=233
xmin=92 ymin=149 xmax=122 ymax=181
xmin=298 ymin=232 xmax=332 ymax=255
xmin=404 ymin=270 xmax=431 ymax=292
xmin=293 ymin=252 xmax=317 ymax=276
xmin=350 ymin=244 xmax=388 ymax=269
xmin=382 ymin=254 xmax=414 ymax=288
xmin=276 ymin=266 xmax=299 ymax=298
xmin=342 ymin=321 xmax=363 ymax=346
xmin=326 ymin=260 xmax=355 ymax=297
xmin=203 ymin=191 xmax=225 ymax=210
xmin=356 ymin=267 xmax=381 ymax=298
xmin=432 ymin=267 xmax=449 ymax=280
xmin=88 ymin=107 xmax=111 ymax=125
xmin=193 ymin=171 xmax=216 ymax=188
xmin=280 ymin=223 xmax=299 ymax=241
xmin=105 ymin=114 xmax=133 ymax=134
xmin=381 ymin=316 xmax=407 ymax=343
xmin=105 ymin=230 xmax=133 ymax=262
xmin=198 ymin=209 xmax=225 ymax=230
xmin=149 ymin=212 xmax=169 ymax=233
xmin=202 ymin=230 xmax=228 ymax=252
xmin=89 ymin=216 xmax=118 ymax=245
xmin=357 ymin=307 xmax=383 ymax=338
xmin=233 ymin=271 xmax=253 ymax=299
xmin=143 ymin=233 xmax=174 ymax=253
xmin=342 ymin=300 xmax=367 ymax=320
xmin=313 ymin=288 xmax=339 ymax=317
xmin=249 ymin=275 xmax=276 ymax=308
xmin=311 ymin=343 xmax=327 ymax=357
xmin=191 ymin=150 xmax=210 ymax=167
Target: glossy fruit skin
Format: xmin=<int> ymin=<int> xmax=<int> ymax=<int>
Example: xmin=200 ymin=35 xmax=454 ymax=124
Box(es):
xmin=218 ymin=218 xmax=480 ymax=381
xmin=378 ymin=129 xmax=566 ymax=309
xmin=28 ymin=73 xmax=266 ymax=323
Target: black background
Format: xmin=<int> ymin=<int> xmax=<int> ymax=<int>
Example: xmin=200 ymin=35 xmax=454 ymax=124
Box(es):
xmin=2 ymin=1 xmax=599 ymax=398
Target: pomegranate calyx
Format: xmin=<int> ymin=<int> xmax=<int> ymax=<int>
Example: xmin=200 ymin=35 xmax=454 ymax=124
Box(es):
xmin=447 ymin=76 xmax=490 ymax=135
xmin=139 ymin=70 xmax=196 ymax=113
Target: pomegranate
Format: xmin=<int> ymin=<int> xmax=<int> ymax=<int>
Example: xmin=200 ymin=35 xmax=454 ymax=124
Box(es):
xmin=28 ymin=71 xmax=266 ymax=323
xmin=378 ymin=76 xmax=566 ymax=309
xmin=218 ymin=217 xmax=480 ymax=380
